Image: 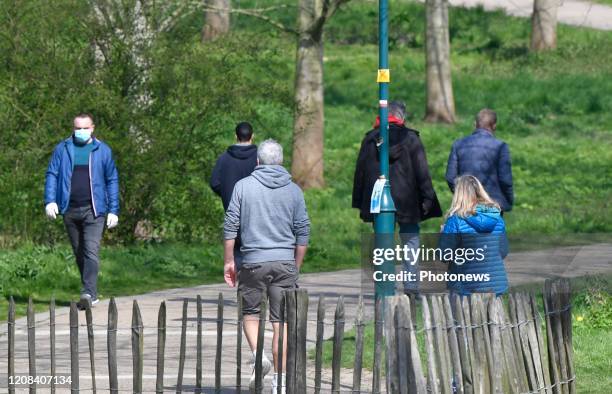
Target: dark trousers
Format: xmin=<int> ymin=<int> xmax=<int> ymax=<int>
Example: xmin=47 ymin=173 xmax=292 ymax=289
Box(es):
xmin=63 ymin=205 xmax=105 ymax=298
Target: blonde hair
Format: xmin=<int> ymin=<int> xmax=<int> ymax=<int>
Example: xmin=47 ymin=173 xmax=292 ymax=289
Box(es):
xmin=446 ymin=175 xmax=500 ymax=219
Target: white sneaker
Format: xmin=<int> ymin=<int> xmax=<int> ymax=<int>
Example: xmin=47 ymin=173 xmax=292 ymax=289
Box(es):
xmin=249 ymin=352 xmax=272 ymax=391
xmin=271 ymin=373 xmax=286 ymax=394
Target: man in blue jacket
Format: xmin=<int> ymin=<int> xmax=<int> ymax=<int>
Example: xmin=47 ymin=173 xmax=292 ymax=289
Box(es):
xmin=445 ymin=109 xmax=514 ymax=212
xmin=44 ymin=113 xmax=120 ymax=310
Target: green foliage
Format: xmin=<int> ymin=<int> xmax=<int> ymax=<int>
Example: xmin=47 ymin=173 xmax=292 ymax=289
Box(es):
xmin=0 ymin=0 xmax=293 ymax=245
xmin=573 ymin=278 xmax=612 ymax=329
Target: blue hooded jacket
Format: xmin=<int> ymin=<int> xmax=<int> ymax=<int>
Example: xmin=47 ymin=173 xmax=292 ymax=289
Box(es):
xmin=44 ymin=137 xmax=120 ymax=217
xmin=439 ymin=205 xmax=509 ymax=295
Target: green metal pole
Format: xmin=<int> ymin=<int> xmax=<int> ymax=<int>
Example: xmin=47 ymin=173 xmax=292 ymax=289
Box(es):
xmin=374 ymin=0 xmax=396 ymax=298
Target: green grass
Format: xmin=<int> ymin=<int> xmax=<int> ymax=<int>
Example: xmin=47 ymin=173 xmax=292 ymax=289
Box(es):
xmin=314 ymin=276 xmax=612 ymax=392
xmin=593 ymin=0 xmax=612 ymax=6
xmin=0 ymin=242 xmax=225 ymax=319
xmin=2 ymin=1 xmax=611 ymax=318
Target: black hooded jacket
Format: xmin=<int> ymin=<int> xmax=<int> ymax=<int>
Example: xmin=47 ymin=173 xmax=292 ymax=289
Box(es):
xmin=210 ymin=144 xmax=258 ymax=211
xmin=352 ymin=124 xmax=442 ymax=223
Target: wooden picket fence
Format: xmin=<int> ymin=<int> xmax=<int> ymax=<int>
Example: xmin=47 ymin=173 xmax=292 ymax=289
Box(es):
xmin=5 ymin=279 xmax=574 ymax=393
xmin=381 ymin=278 xmax=575 ymax=394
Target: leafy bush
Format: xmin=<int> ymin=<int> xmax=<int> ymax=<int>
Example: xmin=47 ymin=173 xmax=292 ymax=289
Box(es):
xmin=0 ymin=1 xmax=293 ymax=245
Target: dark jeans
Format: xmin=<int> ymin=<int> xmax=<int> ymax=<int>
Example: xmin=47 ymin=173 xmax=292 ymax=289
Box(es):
xmin=63 ymin=205 xmax=105 ymax=298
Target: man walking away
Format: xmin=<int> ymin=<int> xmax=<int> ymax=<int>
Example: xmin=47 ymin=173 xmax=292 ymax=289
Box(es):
xmin=210 ymin=122 xmax=257 ymax=270
xmin=210 ymin=121 xmax=257 ymax=211
xmin=44 ymin=113 xmax=119 ymax=310
xmin=352 ymin=101 xmax=442 ymax=296
xmin=445 ymin=108 xmax=514 ymax=213
xmin=223 ymin=139 xmax=310 ymax=393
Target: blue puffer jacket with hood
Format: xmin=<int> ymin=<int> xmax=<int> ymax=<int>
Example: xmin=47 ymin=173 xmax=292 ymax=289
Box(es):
xmin=439 ymin=204 xmax=509 ymax=295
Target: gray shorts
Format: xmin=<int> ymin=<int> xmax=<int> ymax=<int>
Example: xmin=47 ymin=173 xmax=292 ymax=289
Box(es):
xmin=238 ymin=260 xmax=298 ymax=322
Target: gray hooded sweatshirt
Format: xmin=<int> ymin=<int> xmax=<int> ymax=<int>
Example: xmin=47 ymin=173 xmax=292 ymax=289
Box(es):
xmin=223 ymin=165 xmax=310 ymax=264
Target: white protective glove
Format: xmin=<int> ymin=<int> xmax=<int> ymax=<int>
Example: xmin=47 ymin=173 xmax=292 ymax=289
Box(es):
xmin=45 ymin=203 xmax=59 ymax=220
xmin=106 ymin=213 xmax=119 ymax=229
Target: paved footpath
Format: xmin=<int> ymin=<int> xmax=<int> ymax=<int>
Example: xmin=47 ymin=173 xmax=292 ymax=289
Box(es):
xmin=416 ymin=0 xmax=612 ymax=30
xmin=0 ymin=243 xmax=610 ymax=393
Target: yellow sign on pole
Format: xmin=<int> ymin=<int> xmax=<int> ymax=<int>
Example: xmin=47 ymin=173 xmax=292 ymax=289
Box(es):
xmin=377 ymin=69 xmax=390 ymax=83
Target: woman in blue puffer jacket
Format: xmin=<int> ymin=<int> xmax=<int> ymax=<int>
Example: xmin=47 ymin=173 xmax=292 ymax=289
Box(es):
xmin=439 ymin=175 xmax=509 ymax=295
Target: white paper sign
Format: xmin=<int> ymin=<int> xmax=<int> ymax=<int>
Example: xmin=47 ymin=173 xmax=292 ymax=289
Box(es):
xmin=370 ymin=178 xmax=386 ymax=214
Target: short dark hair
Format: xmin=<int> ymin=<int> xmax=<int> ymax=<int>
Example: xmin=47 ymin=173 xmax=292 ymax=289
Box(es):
xmin=75 ymin=112 xmax=95 ymax=123
xmin=476 ymin=109 xmax=497 ymax=129
xmin=235 ymin=122 xmax=253 ymax=142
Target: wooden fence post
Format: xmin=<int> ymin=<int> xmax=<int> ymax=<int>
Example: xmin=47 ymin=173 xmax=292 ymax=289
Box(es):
xmin=508 ymin=293 xmax=529 ymax=389
xmin=558 ymin=279 xmax=575 ymax=394
xmin=487 ymin=298 xmax=503 ymax=394
xmin=285 ymin=290 xmax=298 ymax=393
xmin=176 ymin=298 xmax=188 ymax=393
xmin=296 ymin=289 xmax=309 ymax=394
xmin=50 ymin=297 xmax=56 ymax=394
xmin=372 ymin=297 xmax=383 ymax=394
xmin=451 ymin=295 xmax=473 ymax=394
xmin=284 ymin=289 xmax=308 ymax=394
xmin=352 ymin=296 xmax=365 ymax=393
xmin=395 ymin=295 xmax=426 ymax=394
xmin=215 ymin=292 xmax=224 ymax=394
xmin=107 ymin=298 xmax=118 ymax=393
xmin=433 ymin=295 xmax=452 ymax=394
xmin=314 ymin=295 xmax=325 ymax=394
xmin=494 ymin=297 xmax=522 ymax=394
xmin=69 ymin=302 xmax=79 ymax=393
xmin=331 ymin=296 xmax=345 ymax=393
xmin=85 ymin=306 xmax=97 ymax=393
xmin=443 ymin=294 xmax=464 ymax=394
xmin=530 ymin=293 xmax=552 ymax=394
xmin=27 ymin=297 xmax=36 ymax=394
xmin=422 ymin=295 xmax=440 ymax=394
xmin=276 ymin=291 xmax=286 ymax=394
xmin=407 ymin=295 xmax=427 ymax=393
xmin=513 ymin=293 xmax=539 ymax=391
xmin=254 ymin=295 xmax=268 ymax=394
xmin=544 ymin=279 xmax=574 ymax=394
xmin=236 ymin=292 xmax=243 ymax=393
xmin=462 ymin=295 xmax=479 ymax=394
xmin=132 ymin=300 xmax=144 ymax=394
xmin=520 ymin=293 xmax=547 ymax=393
xmin=8 ymin=296 xmax=15 ymax=394
xmin=156 ymin=301 xmax=166 ymax=394
xmin=196 ymin=295 xmax=202 ymax=393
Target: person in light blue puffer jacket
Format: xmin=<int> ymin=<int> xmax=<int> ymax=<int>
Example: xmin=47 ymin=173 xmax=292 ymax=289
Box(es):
xmin=439 ymin=175 xmax=509 ymax=295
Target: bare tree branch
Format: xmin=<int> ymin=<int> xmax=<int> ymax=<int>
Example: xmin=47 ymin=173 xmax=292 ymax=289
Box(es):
xmin=305 ymin=0 xmax=351 ymax=37
xmin=201 ymin=4 xmax=299 ymax=35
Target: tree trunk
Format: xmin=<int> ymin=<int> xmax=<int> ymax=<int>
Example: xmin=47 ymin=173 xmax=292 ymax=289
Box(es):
xmin=202 ymin=0 xmax=230 ymax=42
xmin=292 ymin=0 xmax=325 ymax=189
xmin=424 ymin=0 xmax=455 ymax=124
xmin=531 ymin=0 xmax=558 ymax=51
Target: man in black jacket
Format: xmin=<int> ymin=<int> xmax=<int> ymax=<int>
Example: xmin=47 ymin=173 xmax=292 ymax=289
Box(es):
xmin=210 ymin=122 xmax=258 ymax=266
xmin=352 ymin=101 xmax=442 ymax=295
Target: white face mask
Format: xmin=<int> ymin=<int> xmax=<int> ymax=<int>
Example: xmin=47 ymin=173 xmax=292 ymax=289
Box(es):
xmin=74 ymin=128 xmax=92 ymax=143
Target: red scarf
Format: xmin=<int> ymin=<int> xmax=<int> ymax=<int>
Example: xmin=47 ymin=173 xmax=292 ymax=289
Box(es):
xmin=373 ymin=115 xmax=404 ymax=128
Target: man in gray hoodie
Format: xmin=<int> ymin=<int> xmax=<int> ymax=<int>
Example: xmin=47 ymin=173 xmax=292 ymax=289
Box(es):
xmin=223 ymin=139 xmax=310 ymax=392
